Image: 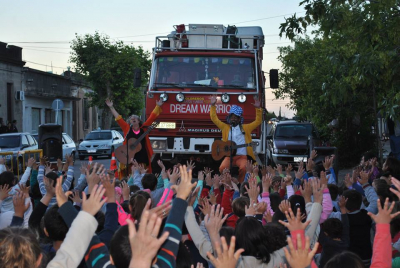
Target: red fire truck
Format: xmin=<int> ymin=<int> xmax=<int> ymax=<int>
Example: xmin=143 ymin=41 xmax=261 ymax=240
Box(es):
xmin=145 ymin=24 xmax=277 ymax=171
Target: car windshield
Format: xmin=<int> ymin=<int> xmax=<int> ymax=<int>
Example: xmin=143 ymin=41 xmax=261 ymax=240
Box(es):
xmin=274 ymin=124 xmax=312 ymax=138
xmin=152 ymin=56 xmax=255 ymax=90
xmin=0 ymin=136 xmax=21 ymax=148
xmin=84 ymin=132 xmax=112 ymax=140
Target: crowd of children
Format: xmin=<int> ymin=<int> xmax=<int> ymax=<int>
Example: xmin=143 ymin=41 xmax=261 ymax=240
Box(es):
xmin=0 ymin=151 xmax=400 ymax=268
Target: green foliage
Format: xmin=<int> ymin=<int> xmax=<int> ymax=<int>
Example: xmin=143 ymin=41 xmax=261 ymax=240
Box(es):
xmin=70 ymin=32 xmax=151 ymax=128
xmin=277 ymin=0 xmax=400 ymax=167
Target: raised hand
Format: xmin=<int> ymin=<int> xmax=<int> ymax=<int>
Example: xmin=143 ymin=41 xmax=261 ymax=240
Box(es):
xmin=0 ymin=184 xmax=12 ymax=200
xmin=127 ymin=210 xmax=169 ymax=268
xmin=121 ymin=180 xmax=130 ymax=201
xmin=306 ymin=158 xmax=315 ymax=172
xmin=300 ymin=180 xmax=312 ymax=203
xmin=283 ymin=234 xmax=319 ymax=268
xmin=311 ymin=178 xmax=325 ymax=204
xmin=105 ymin=98 xmax=113 ymax=107
xmin=368 ymin=197 xmax=400 ymax=224
xmin=188 ymin=187 xmax=201 ymax=207
xmin=82 ymin=184 xmax=107 ymax=216
xmin=13 ymin=191 xmax=30 ymax=218
xmin=245 ymin=201 xmax=257 ymax=216
xmin=310 ymin=150 xmax=318 ymax=160
xmin=245 ymin=160 xmax=254 ymax=174
xmin=279 ymin=199 xmax=291 ymax=214
xmin=279 ymin=208 xmax=311 ymax=231
xmin=252 ymin=97 xmax=261 ymax=108
xmin=210 ymin=94 xmax=217 ymax=106
xmin=212 ymin=174 xmax=221 ymax=189
xmin=262 ymin=174 xmax=272 ymax=193
xmin=208 ymin=191 xmax=218 ymax=205
xmin=205 ymin=204 xmax=228 ymax=238
xmin=186 ymin=160 xmax=196 ymax=172
xmin=261 ymin=165 xmax=268 ymax=177
xmin=139 ymin=164 xmax=148 ymax=175
xmin=27 ymin=157 xmax=36 ymax=168
xmin=255 ymin=201 xmax=267 ymax=215
xmin=266 ymin=165 xmax=275 ymax=176
xmin=275 ymin=164 xmax=283 ymax=175
xmin=320 ymin=171 xmax=328 ymax=186
xmin=199 ymin=198 xmax=212 ymax=216
xmin=285 ymin=164 xmax=293 ymax=176
xmin=207 ymin=236 xmax=244 ymax=268
xmin=156 ymin=99 xmax=164 ymax=106
xmin=39 ymin=156 xmax=48 ymax=166
xmin=245 ymin=178 xmax=260 ymax=203
xmin=71 ymin=190 xmax=82 ymax=204
xmin=172 ymin=165 xmax=197 ymax=200
xmin=358 ymin=170 xmax=372 ymax=185
xmin=100 ymin=173 xmax=116 ymax=203
xmin=55 ymin=176 xmax=73 ymax=207
xmin=45 ymin=162 xmax=54 ymax=174
xmin=157 ymin=160 xmax=166 ymax=171
xmin=295 ymin=162 xmax=305 ymax=179
xmin=168 ymin=166 xmax=181 ymax=185
xmin=16 ymin=183 xmax=30 ymax=196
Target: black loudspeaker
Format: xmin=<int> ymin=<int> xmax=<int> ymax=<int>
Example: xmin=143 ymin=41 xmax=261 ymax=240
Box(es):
xmin=269 ymin=69 xmax=279 ymax=89
xmin=39 ymin=124 xmax=62 ymax=162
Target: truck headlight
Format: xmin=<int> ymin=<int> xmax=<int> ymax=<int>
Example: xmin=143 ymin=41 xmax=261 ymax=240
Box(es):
xmin=221 ymin=93 xmax=230 ymax=103
xmin=176 ymin=93 xmax=185 ymax=102
xmin=238 ymin=94 xmax=246 ymax=103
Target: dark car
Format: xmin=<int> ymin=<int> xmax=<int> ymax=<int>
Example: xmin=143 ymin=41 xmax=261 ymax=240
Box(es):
xmin=266 ymin=120 xmax=321 ymax=166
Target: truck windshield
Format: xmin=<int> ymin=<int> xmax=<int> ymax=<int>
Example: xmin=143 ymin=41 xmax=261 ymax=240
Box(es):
xmin=153 ymin=56 xmax=255 ymax=90
xmin=274 ymin=124 xmax=312 ymax=138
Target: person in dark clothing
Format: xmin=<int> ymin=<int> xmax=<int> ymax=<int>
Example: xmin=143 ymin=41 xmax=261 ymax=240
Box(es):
xmin=318 ymin=213 xmax=350 ymax=267
xmin=0 ymin=118 xmax=6 ymax=134
xmin=11 ymin=120 xmax=18 ymax=133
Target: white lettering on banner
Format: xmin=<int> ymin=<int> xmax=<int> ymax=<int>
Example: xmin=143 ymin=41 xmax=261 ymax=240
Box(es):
xmin=187 ymin=128 xmax=222 ymax=132
xmin=170 ymin=104 xmax=232 ymax=114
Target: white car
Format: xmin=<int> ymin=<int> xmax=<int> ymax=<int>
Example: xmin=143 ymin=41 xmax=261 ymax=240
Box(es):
xmin=78 ymin=130 xmax=123 ymax=160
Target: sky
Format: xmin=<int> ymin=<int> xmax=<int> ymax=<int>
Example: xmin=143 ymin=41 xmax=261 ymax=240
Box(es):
xmin=0 ymin=0 xmax=306 ymax=118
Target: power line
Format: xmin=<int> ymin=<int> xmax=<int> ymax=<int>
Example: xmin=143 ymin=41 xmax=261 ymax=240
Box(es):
xmin=25 ymin=60 xmax=67 ymax=70
xmin=24 ymin=48 xmax=70 ymax=54
xmin=231 ymin=11 xmax=305 ymax=25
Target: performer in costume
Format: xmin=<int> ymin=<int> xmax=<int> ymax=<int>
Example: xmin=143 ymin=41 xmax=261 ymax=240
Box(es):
xmin=209 ymin=95 xmax=262 ymax=182
xmin=105 ymin=99 xmax=164 ymax=174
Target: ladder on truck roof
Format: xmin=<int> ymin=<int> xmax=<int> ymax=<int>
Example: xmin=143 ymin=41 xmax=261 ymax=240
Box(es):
xmin=154 ymin=24 xmax=264 ymax=53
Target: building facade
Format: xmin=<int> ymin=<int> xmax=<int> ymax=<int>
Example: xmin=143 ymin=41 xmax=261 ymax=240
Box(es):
xmin=0 ymin=42 xmax=98 ymax=141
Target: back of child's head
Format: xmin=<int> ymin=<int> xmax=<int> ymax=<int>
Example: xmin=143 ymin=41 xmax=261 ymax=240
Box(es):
xmin=240 ymin=182 xmax=249 ymax=198
xmin=129 ymin=190 xmax=151 ymax=220
xmin=314 ymin=164 xmax=325 ymax=177
xmin=0 ymin=171 xmax=16 ymax=187
xmin=324 ymin=251 xmax=365 ymax=268
xmin=288 ymin=195 xmax=306 ymax=216
xmin=110 ymin=225 xmax=131 ymax=268
xmin=45 ymin=171 xmax=58 ymax=187
xmin=328 ymin=184 xmax=339 ymax=201
xmin=141 ymin=173 xmax=157 ymax=191
xmin=322 ymin=218 xmax=343 ymax=239
xmin=232 ymin=196 xmax=250 ymax=218
xmin=0 ymin=227 xmax=42 ymax=268
xmin=235 ymin=217 xmax=271 ymax=263
xmin=342 ymin=189 xmax=362 ymax=212
xmin=43 ymin=205 xmax=69 ymax=241
xmin=219 ymin=226 xmax=234 ymax=246
xmin=130 ymin=185 xmax=140 ymax=195
xmin=269 ymin=192 xmax=282 ymax=213
xmin=263 ymin=223 xmax=287 ymax=251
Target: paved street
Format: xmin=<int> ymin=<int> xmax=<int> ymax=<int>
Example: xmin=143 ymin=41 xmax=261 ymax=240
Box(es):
xmin=73 ymin=155 xmax=111 ymax=179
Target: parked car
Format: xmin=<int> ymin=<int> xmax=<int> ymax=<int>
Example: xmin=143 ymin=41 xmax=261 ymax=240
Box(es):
xmin=78 ymin=129 xmax=123 ymax=160
xmin=32 ymin=133 xmax=77 ymax=160
xmin=0 ymin=133 xmax=38 ymax=172
xmin=266 ymin=120 xmax=321 ymax=166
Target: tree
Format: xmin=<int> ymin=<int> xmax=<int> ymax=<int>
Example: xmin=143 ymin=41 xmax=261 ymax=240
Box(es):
xmin=276 ymin=0 xmax=400 ymax=166
xmin=70 ymin=32 xmax=151 ymax=129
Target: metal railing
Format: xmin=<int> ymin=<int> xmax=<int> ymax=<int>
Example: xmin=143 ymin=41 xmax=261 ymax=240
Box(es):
xmin=0 ymin=149 xmax=43 ymax=179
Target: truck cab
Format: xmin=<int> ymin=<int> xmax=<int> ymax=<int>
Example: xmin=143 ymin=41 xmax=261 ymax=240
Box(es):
xmin=145 ymin=24 xmax=269 ymax=170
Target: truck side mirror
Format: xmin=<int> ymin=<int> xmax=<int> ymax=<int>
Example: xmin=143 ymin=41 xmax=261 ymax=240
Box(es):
xmin=269 ymin=69 xmax=279 ymax=89
xmin=134 ymin=68 xmax=142 ymax=88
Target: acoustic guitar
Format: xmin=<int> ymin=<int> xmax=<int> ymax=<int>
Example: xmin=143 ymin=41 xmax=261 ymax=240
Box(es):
xmin=115 ymin=121 xmax=160 ymax=165
xmin=211 ymin=140 xmax=260 ymax=161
